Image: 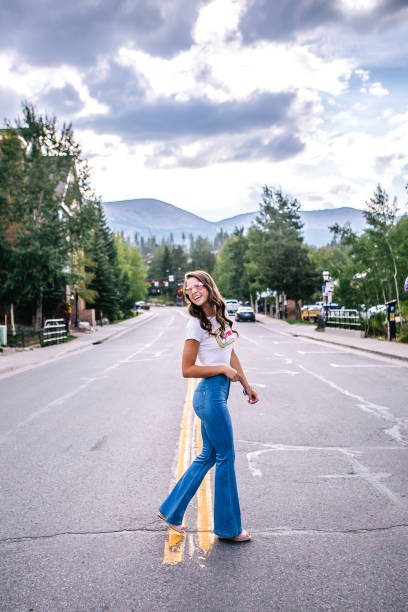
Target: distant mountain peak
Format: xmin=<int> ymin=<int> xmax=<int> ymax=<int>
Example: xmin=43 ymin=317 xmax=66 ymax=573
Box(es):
xmin=102 ymin=198 xmax=366 ymax=247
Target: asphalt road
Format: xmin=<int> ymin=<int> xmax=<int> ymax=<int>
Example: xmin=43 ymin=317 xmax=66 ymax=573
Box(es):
xmin=1 ymin=307 xmax=408 ymax=612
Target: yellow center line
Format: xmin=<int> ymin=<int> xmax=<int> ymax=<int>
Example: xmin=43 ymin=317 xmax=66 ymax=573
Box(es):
xmin=162 ymin=378 xmax=194 ymax=565
xmin=195 ymin=415 xmax=215 ymax=557
xmin=162 ymin=378 xmax=215 ymax=565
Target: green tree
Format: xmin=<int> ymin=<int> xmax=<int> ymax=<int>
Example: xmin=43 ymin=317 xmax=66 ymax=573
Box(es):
xmin=147 ymin=243 xmax=188 ymax=299
xmin=308 ymin=241 xmax=354 ymax=305
xmin=170 ymin=245 xmax=188 ymax=277
xmin=246 ymin=186 xmax=320 ymax=315
xmin=148 ymin=244 xmax=172 ymax=280
xmin=329 ymin=186 xmax=408 ymax=320
xmin=190 ymin=236 xmax=216 ymax=274
xmin=86 ymin=204 xmax=121 ymax=321
xmin=364 ymin=185 xmax=403 ymax=314
xmin=214 ymin=228 xmax=229 ymax=251
xmin=328 ymin=224 xmax=386 ymax=308
xmin=0 ymin=103 xmax=98 ymax=329
xmin=213 ymin=228 xmax=249 ymax=300
xmin=115 ymin=234 xmax=147 ymax=314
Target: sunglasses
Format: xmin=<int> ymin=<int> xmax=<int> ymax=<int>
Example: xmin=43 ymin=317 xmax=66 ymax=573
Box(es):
xmin=184 ymin=282 xmax=205 ymax=295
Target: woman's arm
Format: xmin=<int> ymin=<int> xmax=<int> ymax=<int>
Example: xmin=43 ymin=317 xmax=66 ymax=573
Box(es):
xmin=230 ymin=348 xmax=259 ymax=404
xmin=182 ymin=339 xmax=240 ymax=381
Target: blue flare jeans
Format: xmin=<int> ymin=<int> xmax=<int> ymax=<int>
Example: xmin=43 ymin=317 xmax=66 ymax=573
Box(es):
xmin=159 ymin=374 xmax=242 ymax=538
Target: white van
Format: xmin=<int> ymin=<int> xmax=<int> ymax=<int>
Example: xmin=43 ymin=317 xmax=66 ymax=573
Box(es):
xmin=225 ymin=299 xmax=240 ymax=314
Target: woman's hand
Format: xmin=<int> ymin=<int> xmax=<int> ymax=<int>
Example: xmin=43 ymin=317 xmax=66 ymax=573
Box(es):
xmin=223 ymin=366 xmax=241 ymax=382
xmin=246 ymin=387 xmax=259 ymax=404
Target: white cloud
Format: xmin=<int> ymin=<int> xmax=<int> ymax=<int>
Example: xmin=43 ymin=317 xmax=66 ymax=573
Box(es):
xmin=0 ymin=52 xmax=107 ymax=119
xmin=341 ymin=0 xmax=380 ymax=12
xmin=118 ymin=33 xmax=356 ymax=106
xmin=388 ymin=110 xmax=408 ymax=125
xmin=360 ymin=81 xmax=389 ymax=97
xmin=332 ymin=110 xmax=358 ymax=127
xmin=355 ymin=68 xmax=370 ymax=82
xmin=368 ymin=82 xmax=389 ymax=97
xmin=1 ymin=0 xmax=407 ymax=224
xmin=193 ymin=0 xmax=243 ymax=45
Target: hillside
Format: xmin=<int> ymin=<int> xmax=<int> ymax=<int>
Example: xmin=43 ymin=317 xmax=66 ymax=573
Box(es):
xmin=101 ymin=198 xmax=366 ymax=247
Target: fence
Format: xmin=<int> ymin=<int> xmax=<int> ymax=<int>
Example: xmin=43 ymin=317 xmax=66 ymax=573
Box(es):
xmin=6 ymin=328 xmax=42 ymax=348
xmin=326 ymin=310 xmax=362 ymax=330
xmin=40 ymin=319 xmax=68 ymax=346
xmin=3 ymin=320 xmax=68 ymax=348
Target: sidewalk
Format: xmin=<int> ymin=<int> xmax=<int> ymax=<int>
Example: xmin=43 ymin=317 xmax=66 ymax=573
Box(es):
xmin=256 ymin=313 xmax=408 ymax=363
xmin=0 ymin=310 xmax=155 ymax=379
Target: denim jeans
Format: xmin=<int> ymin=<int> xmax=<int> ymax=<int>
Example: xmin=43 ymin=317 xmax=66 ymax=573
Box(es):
xmin=159 ymin=374 xmax=242 ymax=538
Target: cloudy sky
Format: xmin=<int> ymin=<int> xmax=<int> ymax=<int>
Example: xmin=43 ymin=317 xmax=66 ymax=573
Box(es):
xmin=1 ymin=0 xmax=408 ymax=220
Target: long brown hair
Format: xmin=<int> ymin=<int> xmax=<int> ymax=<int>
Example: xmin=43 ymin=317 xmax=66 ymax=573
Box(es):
xmin=183 ymin=270 xmax=238 ymax=336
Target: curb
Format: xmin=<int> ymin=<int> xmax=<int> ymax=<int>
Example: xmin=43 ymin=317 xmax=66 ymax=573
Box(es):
xmin=256 ymin=317 xmax=408 ymax=364
xmin=76 ymin=310 xmax=156 ymax=347
xmin=0 ymin=311 xmax=157 ymax=379
xmin=288 ymin=331 xmax=408 ymax=363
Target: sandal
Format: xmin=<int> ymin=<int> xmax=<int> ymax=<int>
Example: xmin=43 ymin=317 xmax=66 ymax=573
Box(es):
xmin=218 ymin=530 xmax=252 ymax=542
xmin=158 ymin=512 xmax=185 ymax=535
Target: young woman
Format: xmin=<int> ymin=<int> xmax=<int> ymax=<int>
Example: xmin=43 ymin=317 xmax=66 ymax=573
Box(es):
xmin=158 ymin=270 xmax=259 ymax=542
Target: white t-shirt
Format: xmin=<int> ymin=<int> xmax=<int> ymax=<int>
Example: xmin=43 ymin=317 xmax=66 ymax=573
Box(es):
xmin=184 ymin=316 xmax=236 ymax=367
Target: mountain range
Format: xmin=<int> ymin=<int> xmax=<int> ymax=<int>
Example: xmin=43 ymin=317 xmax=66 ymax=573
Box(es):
xmin=101 ymin=198 xmax=367 ymax=247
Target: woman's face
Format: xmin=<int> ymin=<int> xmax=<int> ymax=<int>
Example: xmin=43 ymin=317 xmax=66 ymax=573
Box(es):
xmin=185 ymin=276 xmax=209 ymax=308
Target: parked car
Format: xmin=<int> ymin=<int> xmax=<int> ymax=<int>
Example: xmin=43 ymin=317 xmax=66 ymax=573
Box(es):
xmin=301 ymin=304 xmax=323 ymax=322
xmin=225 ymin=299 xmax=240 ymax=314
xmin=365 ymin=304 xmax=386 ymax=318
xmin=134 ymin=301 xmax=150 ymax=310
xmin=236 ymin=306 xmax=255 ymax=322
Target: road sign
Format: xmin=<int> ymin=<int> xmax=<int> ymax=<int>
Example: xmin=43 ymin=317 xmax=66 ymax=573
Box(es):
xmin=323 ymin=281 xmax=334 ymax=296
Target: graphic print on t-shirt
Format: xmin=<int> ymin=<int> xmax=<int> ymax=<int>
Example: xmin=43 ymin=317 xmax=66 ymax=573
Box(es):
xmin=214 ymin=326 xmax=235 ymax=348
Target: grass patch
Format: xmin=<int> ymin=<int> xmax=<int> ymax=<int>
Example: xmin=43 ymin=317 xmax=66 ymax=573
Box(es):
xmin=285 ymin=319 xmax=312 ymax=325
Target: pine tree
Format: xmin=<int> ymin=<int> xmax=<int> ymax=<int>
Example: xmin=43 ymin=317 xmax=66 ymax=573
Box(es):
xmin=86 ymin=204 xmax=121 ymax=321
xmin=246 ymin=186 xmax=320 ymax=315
xmin=190 ymin=236 xmax=216 ymax=274
xmin=0 ymin=103 xmax=100 ymax=328
xmin=214 ymin=228 xmax=249 ymax=300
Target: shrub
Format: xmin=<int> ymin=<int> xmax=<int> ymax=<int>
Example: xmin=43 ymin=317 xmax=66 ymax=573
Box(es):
xmin=398 ymin=326 xmax=408 ymax=344
xmin=363 ymin=312 xmax=386 ymax=337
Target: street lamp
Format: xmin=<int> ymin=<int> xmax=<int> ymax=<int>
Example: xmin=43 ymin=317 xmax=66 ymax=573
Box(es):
xmin=322 ymin=269 xmax=331 ymax=321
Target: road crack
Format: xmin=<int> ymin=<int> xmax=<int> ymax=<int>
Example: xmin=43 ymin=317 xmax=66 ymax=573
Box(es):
xmin=2 ymin=524 xmax=408 ymax=544
xmin=0 ymin=526 xmax=165 ymax=544
xmin=257 ymin=524 xmax=408 ymax=536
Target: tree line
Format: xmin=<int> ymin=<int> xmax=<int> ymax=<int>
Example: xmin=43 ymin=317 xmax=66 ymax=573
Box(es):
xmin=144 ymin=183 xmax=408 ymax=328
xmin=309 ymin=184 xmax=408 ymax=323
xmin=0 ymin=104 xmax=146 ymax=329
xmin=2 ymin=103 xmax=406 ymax=332
xmin=144 ymin=186 xmax=323 ymax=315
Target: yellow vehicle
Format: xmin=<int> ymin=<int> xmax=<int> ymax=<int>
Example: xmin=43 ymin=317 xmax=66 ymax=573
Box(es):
xmin=301 ymin=304 xmax=324 ymax=322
